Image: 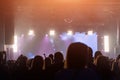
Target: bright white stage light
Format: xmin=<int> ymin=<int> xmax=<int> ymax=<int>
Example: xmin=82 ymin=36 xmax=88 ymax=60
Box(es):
xmin=67 ymin=30 xmax=73 ymax=36
xmin=13 ymin=35 xmax=18 ymax=53
xmin=49 ymin=30 xmax=55 ymax=36
xmin=104 ymin=35 xmax=109 ymax=52
xmin=28 ymin=30 xmax=35 ymax=36
xmin=88 ymin=31 xmax=93 ymax=35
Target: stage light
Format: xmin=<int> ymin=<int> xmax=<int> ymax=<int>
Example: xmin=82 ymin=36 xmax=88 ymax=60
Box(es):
xmin=104 ymin=35 xmax=109 ymax=52
xmin=45 ymin=34 xmax=48 ymax=37
xmin=49 ymin=30 xmax=55 ymax=36
xmin=60 ymin=35 xmax=68 ymax=41
xmin=88 ymin=31 xmax=93 ymax=35
xmin=28 ymin=30 xmax=35 ymax=36
xmin=67 ymin=30 xmax=73 ymax=36
xmin=13 ymin=35 xmax=18 ymax=53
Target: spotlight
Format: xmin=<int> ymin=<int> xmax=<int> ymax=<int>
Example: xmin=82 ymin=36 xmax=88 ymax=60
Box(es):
xmin=104 ymin=35 xmax=109 ymax=52
xmin=28 ymin=30 xmax=35 ymax=36
xmin=88 ymin=31 xmax=93 ymax=35
xmin=45 ymin=34 xmax=48 ymax=37
xmin=13 ymin=35 xmax=18 ymax=53
xmin=49 ymin=30 xmax=55 ymax=36
xmin=67 ymin=30 xmax=73 ymax=36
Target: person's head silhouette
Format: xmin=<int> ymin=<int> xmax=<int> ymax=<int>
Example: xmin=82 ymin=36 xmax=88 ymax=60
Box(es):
xmin=66 ymin=42 xmax=89 ymax=69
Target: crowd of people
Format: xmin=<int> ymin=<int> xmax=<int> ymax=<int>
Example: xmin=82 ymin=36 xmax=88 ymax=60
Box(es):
xmin=0 ymin=42 xmax=120 ymax=80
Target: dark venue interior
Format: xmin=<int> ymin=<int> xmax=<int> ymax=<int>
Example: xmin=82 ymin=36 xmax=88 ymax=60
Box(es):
xmin=0 ymin=0 xmax=120 ymax=80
